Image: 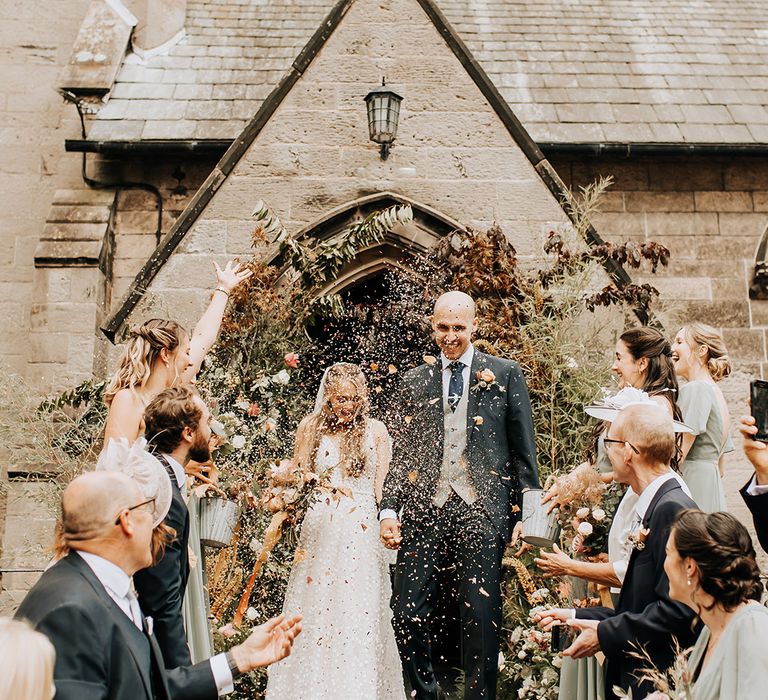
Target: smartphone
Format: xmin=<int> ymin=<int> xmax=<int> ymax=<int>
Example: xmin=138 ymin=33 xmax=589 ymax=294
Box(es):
xmin=750 ymin=380 xmax=768 ymax=441
xmin=550 ymin=623 xmax=575 ymax=652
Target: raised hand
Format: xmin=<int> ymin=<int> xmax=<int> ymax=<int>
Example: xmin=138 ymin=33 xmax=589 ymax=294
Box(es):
xmin=230 ymin=613 xmax=303 ymax=671
xmin=740 ymin=415 xmax=768 ymax=485
xmin=379 ymin=518 xmax=402 ymax=550
xmin=213 ymin=259 xmax=253 ymax=293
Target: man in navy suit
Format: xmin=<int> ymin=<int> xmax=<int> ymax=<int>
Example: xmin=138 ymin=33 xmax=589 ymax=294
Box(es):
xmin=535 ymin=404 xmax=698 ymax=700
xmin=380 ymin=291 xmax=539 ymax=700
xmin=737 ymin=414 xmax=768 ymax=552
xmin=137 ymin=385 xmax=212 ymax=668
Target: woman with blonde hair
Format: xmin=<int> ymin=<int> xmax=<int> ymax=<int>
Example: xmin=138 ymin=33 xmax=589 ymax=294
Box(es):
xmin=103 ymin=259 xmax=251 ymax=443
xmin=672 ymin=322 xmax=733 ymax=512
xmin=0 ymin=617 xmax=56 ymax=700
xmin=265 ymin=362 xmax=406 ymax=700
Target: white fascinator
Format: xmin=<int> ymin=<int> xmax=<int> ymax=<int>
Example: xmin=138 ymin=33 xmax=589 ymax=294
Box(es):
xmin=96 ymin=437 xmax=173 ymax=527
xmin=584 ymin=387 xmax=694 ymax=434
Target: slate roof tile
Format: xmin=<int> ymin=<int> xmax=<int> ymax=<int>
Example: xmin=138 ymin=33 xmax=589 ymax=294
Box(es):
xmin=85 ymin=0 xmax=768 ymax=144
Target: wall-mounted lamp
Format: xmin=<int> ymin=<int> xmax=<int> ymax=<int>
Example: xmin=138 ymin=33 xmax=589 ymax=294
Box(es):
xmin=364 ymin=80 xmax=403 ymax=161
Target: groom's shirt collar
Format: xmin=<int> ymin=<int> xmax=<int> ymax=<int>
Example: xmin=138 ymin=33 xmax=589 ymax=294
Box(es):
xmin=440 ymin=344 xmax=475 ymax=370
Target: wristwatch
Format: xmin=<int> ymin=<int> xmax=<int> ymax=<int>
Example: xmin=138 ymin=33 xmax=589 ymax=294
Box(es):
xmin=225 ymin=650 xmax=244 ymax=679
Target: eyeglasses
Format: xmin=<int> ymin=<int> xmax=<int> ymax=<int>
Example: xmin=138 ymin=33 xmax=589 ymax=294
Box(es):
xmin=114 ymin=497 xmax=156 ymax=525
xmin=603 ymin=438 xmax=640 ymax=455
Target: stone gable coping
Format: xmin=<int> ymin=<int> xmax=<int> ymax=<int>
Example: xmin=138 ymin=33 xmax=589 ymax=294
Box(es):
xmin=101 ymin=0 xmax=638 ymax=341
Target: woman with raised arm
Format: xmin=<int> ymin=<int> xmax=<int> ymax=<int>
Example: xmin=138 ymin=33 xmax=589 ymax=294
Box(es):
xmin=663 ymin=509 xmax=768 ymax=699
xmin=103 ymin=260 xmax=251 ymax=443
xmin=265 ymin=363 xmax=406 ymax=700
xmin=671 ymin=323 xmax=733 ymax=512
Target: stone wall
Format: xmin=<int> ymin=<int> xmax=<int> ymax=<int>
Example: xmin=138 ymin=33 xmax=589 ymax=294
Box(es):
xmin=553 ymin=153 xmax=768 ymax=543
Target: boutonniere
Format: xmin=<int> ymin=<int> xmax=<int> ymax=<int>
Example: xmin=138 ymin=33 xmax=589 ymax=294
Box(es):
xmin=628 ymin=527 xmax=650 ymax=551
xmin=472 ymin=368 xmax=499 ymax=392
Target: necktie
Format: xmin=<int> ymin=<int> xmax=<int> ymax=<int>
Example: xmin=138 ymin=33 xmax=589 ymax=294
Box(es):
xmin=126 ymin=583 xmax=144 ymax=630
xmin=448 ymin=361 xmax=464 ymax=412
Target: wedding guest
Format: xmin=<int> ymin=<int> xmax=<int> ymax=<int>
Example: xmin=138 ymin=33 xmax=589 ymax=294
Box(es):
xmin=103 ymin=259 xmax=252 ymax=443
xmin=266 ymin=363 xmax=405 ymax=699
xmin=0 ymin=617 xmax=56 ymax=700
xmin=133 ymin=385 xmax=213 ymax=668
xmin=534 ymin=404 xmax=698 ymax=700
xmin=664 ymin=509 xmax=768 ymax=699
xmin=737 ymin=414 xmax=768 ymax=551
xmin=672 ymin=323 xmax=733 ymax=512
xmin=539 ymin=327 xmax=684 ymax=700
xmin=15 ymin=470 xmax=301 ymax=700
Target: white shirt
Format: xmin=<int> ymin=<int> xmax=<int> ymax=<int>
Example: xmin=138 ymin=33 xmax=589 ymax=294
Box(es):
xmin=77 ymin=551 xmax=234 ymax=695
xmin=379 ymin=345 xmax=476 ymax=522
xmin=746 ymin=475 xmax=768 ymax=496
xmin=163 ymin=453 xmax=188 ymax=498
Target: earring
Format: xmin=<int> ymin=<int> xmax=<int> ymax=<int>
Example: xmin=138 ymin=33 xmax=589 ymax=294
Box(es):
xmin=687 ymin=578 xmax=691 ymax=586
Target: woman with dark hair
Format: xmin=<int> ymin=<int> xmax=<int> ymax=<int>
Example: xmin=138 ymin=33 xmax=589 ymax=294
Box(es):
xmin=664 ymin=509 xmax=768 ymax=699
xmin=265 ymin=363 xmax=406 ymax=700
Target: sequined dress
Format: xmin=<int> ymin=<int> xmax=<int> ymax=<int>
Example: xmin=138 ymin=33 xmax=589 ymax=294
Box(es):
xmin=265 ymin=425 xmax=406 ymax=700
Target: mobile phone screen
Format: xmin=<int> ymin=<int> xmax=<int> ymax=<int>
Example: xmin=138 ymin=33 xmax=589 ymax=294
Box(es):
xmin=750 ymin=380 xmax=768 ymax=441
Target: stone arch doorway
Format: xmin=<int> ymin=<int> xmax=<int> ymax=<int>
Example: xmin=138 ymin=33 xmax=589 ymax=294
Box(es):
xmin=292 ymin=192 xmax=463 ymax=415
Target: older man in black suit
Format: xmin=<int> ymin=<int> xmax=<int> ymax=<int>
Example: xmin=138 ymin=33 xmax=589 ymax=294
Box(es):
xmin=15 ymin=471 xmax=301 ymax=700
xmin=737 ymin=414 xmax=768 ymax=552
xmin=380 ymin=290 xmax=539 ymax=700
xmin=535 ymin=404 xmax=698 ymax=700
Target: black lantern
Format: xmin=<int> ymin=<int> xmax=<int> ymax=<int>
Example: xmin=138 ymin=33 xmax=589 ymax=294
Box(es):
xmin=364 ymin=80 xmax=403 ymax=160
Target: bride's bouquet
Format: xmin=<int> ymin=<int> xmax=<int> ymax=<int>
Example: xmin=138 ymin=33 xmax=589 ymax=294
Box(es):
xmin=232 ymin=458 xmax=341 ymax=627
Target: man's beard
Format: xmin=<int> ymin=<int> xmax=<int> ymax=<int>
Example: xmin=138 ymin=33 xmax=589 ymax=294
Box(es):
xmin=188 ymin=433 xmax=211 ymax=463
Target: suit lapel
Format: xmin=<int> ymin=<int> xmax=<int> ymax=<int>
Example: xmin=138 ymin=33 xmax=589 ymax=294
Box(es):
xmin=423 ymin=361 xmax=445 ymax=441
xmin=65 ymin=553 xmax=155 ymax=699
xmin=465 ymin=350 xmax=484 ymax=447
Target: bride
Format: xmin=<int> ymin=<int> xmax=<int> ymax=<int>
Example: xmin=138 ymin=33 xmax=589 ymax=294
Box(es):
xmin=265 ymin=362 xmax=406 ymax=700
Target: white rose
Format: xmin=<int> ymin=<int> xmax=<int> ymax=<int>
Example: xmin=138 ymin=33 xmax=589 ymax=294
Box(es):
xmin=246 ymin=607 xmax=257 ymax=621
xmin=576 ymin=507 xmax=590 ymax=519
xmin=592 ymin=507 xmax=606 ymax=521
xmin=231 ymin=435 xmax=246 ymax=449
xmin=272 ymin=369 xmax=290 ymax=385
xmin=577 ymin=521 xmax=594 ymax=537
xmin=517 ymin=650 xmax=527 ymax=660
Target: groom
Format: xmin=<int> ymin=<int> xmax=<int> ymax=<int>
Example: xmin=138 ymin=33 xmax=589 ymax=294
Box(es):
xmin=380 ymin=291 xmax=539 ymax=700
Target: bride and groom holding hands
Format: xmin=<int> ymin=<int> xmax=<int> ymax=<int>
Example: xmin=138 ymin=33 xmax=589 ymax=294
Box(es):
xmin=267 ymin=290 xmax=539 ymax=700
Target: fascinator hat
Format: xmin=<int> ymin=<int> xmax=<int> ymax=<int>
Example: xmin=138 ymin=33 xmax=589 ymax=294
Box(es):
xmin=584 ymin=386 xmax=694 ymax=434
xmin=96 ymin=437 xmax=173 ymax=526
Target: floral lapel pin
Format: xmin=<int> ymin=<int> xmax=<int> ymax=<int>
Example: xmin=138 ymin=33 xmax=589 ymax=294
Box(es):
xmin=472 ymin=368 xmax=499 ymax=392
xmin=628 ymin=527 xmax=650 ymax=551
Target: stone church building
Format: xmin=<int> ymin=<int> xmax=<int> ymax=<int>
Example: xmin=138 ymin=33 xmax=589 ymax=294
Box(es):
xmin=2 ymin=0 xmax=768 ymax=603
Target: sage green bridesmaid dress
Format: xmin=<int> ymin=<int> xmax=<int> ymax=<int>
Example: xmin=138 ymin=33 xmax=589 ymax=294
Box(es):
xmin=182 ymin=494 xmax=214 ymax=663
xmin=678 ymin=381 xmax=731 ymax=513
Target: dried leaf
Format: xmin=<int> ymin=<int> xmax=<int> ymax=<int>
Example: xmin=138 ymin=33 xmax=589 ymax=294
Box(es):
xmin=407 ymin=471 xmax=418 ymax=483
xmin=423 ymin=355 xmax=437 ymax=365
xmin=404 ymin=416 xmax=413 ymax=424
xmin=361 ymin=523 xmax=368 ymax=531
xmin=306 ymin=576 xmax=313 ymax=585
xmin=370 ymin=362 xmax=379 ymax=371
xmin=388 ymin=364 xmax=398 ymax=374
xmin=473 ymin=416 xmax=484 ymax=425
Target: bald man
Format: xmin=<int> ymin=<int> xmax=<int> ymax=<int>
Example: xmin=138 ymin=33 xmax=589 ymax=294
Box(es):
xmin=380 ymin=290 xmax=538 ymax=700
xmin=15 ymin=472 xmax=301 ymax=700
xmin=534 ymin=405 xmax=698 ymax=700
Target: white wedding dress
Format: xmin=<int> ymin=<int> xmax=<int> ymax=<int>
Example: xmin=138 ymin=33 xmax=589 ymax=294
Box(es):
xmin=265 ymin=424 xmax=406 ymax=700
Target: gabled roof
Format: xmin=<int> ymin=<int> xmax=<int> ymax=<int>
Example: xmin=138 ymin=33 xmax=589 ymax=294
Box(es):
xmin=102 ymin=0 xmax=634 ymax=338
xmin=85 ymin=0 xmax=768 ymax=145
